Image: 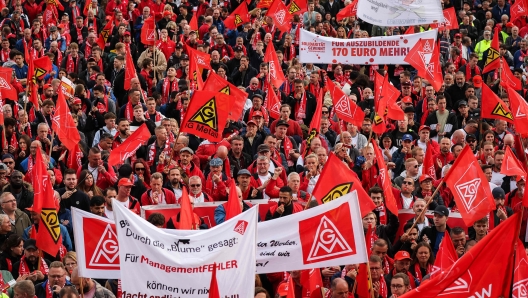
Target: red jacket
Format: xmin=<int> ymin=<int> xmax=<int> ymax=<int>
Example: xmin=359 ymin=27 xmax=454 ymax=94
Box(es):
xmin=178 ymin=160 xmax=205 ymax=186
xmin=156 ymin=39 xmax=176 ymax=61
xmin=140 ymin=189 xmax=177 ymax=206
xmin=105 ymin=0 xmax=127 ymax=17
xmin=204 ymin=173 xmax=231 ymax=201
xmin=77 ymin=163 xmax=118 ymax=190
xmin=195 ymin=140 xmax=231 ymax=169
xmin=261 ymin=175 xmax=286 ymax=198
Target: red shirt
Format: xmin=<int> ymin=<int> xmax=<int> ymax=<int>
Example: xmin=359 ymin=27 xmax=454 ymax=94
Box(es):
xmin=156 ymin=39 xmax=176 ymax=61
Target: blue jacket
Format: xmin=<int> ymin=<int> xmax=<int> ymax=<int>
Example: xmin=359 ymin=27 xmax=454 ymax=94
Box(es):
xmin=23 ymin=223 xmax=73 ymax=251
xmin=492 ymin=3 xmax=510 ymax=23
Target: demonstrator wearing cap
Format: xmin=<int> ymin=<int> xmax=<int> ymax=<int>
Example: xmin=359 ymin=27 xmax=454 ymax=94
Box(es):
xmin=204 ymin=158 xmax=231 ymax=201
xmin=12 ymin=239 xmax=51 ymax=282
xmin=419 ymin=205 xmax=451 ymax=255
xmin=243 ymin=94 xmax=270 ymax=127
xmin=115 ymin=178 xmax=141 ymax=215
xmin=490 ymin=187 xmax=513 ymax=229
xmin=415 ymin=125 xmax=439 ymax=156
xmin=385 ymin=251 xmax=418 ymax=296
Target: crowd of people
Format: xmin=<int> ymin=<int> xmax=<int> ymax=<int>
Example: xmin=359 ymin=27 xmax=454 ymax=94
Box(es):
xmin=0 ymin=0 xmax=523 ymax=296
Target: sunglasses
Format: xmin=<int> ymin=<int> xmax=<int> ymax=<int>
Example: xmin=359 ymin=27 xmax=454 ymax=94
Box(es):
xmin=135 ymin=167 xmax=145 ymax=171
xmin=190 ymin=184 xmax=201 ymax=187
xmin=322 ymin=111 xmax=329 ymax=114
xmin=402 ymin=181 xmax=414 ymax=185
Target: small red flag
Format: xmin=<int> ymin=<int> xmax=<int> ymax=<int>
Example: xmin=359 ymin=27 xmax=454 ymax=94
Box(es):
xmin=52 ymin=87 xmax=81 ymax=152
xmin=432 ymin=7 xmax=459 ymax=30
xmin=328 ymin=81 xmax=365 ymax=127
xmin=481 ymin=84 xmax=514 ymax=123
xmin=203 ymin=71 xmax=247 ymax=122
xmin=208 ymin=263 xmax=220 ymax=298
xmin=382 ymin=76 xmax=404 ymax=120
xmin=372 ymin=140 xmax=399 ymax=216
xmin=180 ymin=91 xmax=230 ymax=142
xmin=184 ymin=44 xmax=212 ymax=70
xmin=189 ymin=14 xmax=199 ymax=36
xmin=265 ymin=83 xmax=281 ymax=119
xmin=97 ymin=18 xmax=114 ymax=49
xmin=66 ymin=144 xmax=83 ymax=171
xmin=509 ymin=86 xmax=528 ymax=137
xmin=224 ymin=3 xmax=250 ymax=30
xmin=404 ymin=26 xmax=415 ymax=34
xmin=257 ymin=0 xmax=273 ymax=8
xmin=513 ymin=238 xmax=528 ymax=297
xmin=501 ymin=146 xmax=526 ymax=178
xmin=312 ymin=153 xmax=376 ymax=217
xmin=355 ymin=263 xmax=371 ymax=298
xmin=431 ymin=231 xmax=458 ymax=277
xmin=511 ymin=0 xmax=528 ymax=22
xmin=443 ymin=146 xmax=495 ymax=226
xmin=286 ymin=276 xmax=295 ymax=298
xmin=188 ymin=55 xmax=204 ymax=91
xmin=336 ymin=0 xmax=357 ymax=21
xmin=34 ymin=144 xmax=62 ymax=257
xmin=300 ymin=269 xmax=323 ymax=298
xmin=422 ymin=144 xmax=437 ymax=180
xmin=483 ymin=26 xmax=501 ymax=73
xmin=124 ymin=48 xmax=137 ymax=91
xmin=141 ymin=16 xmax=156 ymax=45
xmin=33 ymin=56 xmax=52 ymax=80
xmin=224 ymin=180 xmax=242 ymax=221
xmin=179 ymin=188 xmax=195 ymax=230
xmin=402 ymin=213 xmax=520 ymax=298
xmin=287 ymin=0 xmax=308 ymax=15
xmin=266 ymin=0 xmax=292 ymax=32
xmin=264 ymin=41 xmax=287 ymax=90
xmin=304 ymin=90 xmax=323 ymax=156
xmin=500 ymin=59 xmax=522 ymax=90
xmin=108 ymin=124 xmax=151 ymax=166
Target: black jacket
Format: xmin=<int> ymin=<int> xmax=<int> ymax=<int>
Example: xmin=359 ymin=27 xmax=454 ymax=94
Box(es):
xmin=419 ymin=225 xmax=451 ymax=255
xmin=57 ymin=188 xmax=91 ymax=212
xmin=1 ymin=185 xmax=33 ymax=212
xmin=284 ymin=90 xmax=318 ymax=126
xmin=424 ymin=111 xmax=459 ymax=139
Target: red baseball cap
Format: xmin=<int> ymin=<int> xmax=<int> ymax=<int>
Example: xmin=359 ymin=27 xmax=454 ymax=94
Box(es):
xmin=72 ymin=97 xmax=82 ymax=105
xmin=394 ymin=251 xmax=412 ymax=261
xmin=402 ymin=96 xmax=413 ymax=104
xmin=252 ymin=111 xmax=264 ymax=118
xmin=419 ymin=125 xmax=430 ymax=132
xmin=473 ymin=75 xmax=483 ymax=88
xmin=419 ymin=174 xmax=433 ymax=183
xmin=118 ymin=178 xmax=134 ymax=187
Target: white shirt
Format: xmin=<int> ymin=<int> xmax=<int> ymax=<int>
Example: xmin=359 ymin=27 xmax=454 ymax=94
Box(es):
xmin=190 ymin=193 xmax=206 ymax=203
xmin=105 ymin=207 xmax=114 ymax=220
xmin=307 ymin=174 xmax=320 ymax=194
xmin=491 ymin=171 xmax=505 ymax=186
xmin=259 ymin=173 xmax=272 ymax=199
xmin=401 ymin=194 xmax=413 ymax=209
xmin=88 ymin=165 xmax=98 ymax=182
xmin=416 ymin=140 xmax=427 ymax=153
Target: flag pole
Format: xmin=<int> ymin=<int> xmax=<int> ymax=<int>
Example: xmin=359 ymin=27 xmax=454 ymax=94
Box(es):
xmin=48 ymin=131 xmax=55 ymax=156
xmin=408 ymin=180 xmax=445 ymax=232
xmin=79 ymin=277 xmax=84 ymax=298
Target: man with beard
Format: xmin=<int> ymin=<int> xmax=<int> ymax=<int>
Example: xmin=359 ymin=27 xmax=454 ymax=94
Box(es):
xmin=425 ymin=96 xmax=458 ymax=141
xmin=145 ymin=126 xmax=171 ymax=173
xmin=12 ymin=239 xmax=50 ymax=282
xmin=490 ymin=187 xmax=513 ymax=229
xmin=163 ymin=167 xmax=184 ymax=201
xmin=103 ymin=188 xmax=117 ymax=220
xmin=405 ymin=199 xmax=433 ymax=233
xmin=70 ymin=266 xmax=114 ymax=297
xmin=141 ymin=172 xmax=176 ymax=206
xmin=89 ymin=196 xmax=106 ymax=217
xmin=265 ymin=186 xmax=303 ymax=220
xmin=77 ymin=148 xmax=118 ymax=191
xmin=204 ymin=158 xmax=231 ymax=201
xmin=385 ymin=251 xmax=417 ymax=296
xmin=419 ymin=205 xmax=450 ymax=255
xmin=433 ymin=137 xmax=453 ymax=176
xmin=2 ymin=170 xmax=33 ymax=212
xmin=228 ymin=136 xmax=252 ymax=178
xmin=446 ymin=72 xmax=469 ymax=110
xmin=178 ymin=147 xmax=205 ymax=186
xmin=35 ymin=262 xmax=71 ymax=298
xmin=57 ymin=169 xmax=91 ymax=212
xmin=0 ymin=192 xmax=31 ymax=236
xmin=112 ymin=118 xmax=131 ymax=150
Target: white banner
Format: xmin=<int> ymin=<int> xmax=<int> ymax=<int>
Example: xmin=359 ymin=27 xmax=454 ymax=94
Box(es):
xmin=299 ymin=29 xmax=437 ymax=65
xmin=113 ymin=201 xmax=257 ymax=298
xmin=356 ymin=0 xmax=443 ymax=26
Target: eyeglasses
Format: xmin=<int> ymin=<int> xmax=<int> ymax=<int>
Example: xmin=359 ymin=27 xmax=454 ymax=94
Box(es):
xmin=1 ymin=200 xmax=15 ymax=204
xmin=370 ymin=267 xmax=381 ymax=271
xmin=135 ymin=167 xmax=145 ymax=171
xmin=190 ymin=184 xmax=201 ymax=187
xmin=391 ymin=284 xmax=405 ymax=289
xmin=402 ymin=181 xmax=414 ymax=185
xmin=468 ymin=139 xmax=477 ymax=143
xmin=412 ymin=165 xmax=419 ymax=168
xmin=3 ymin=161 xmax=13 ymax=165
xmin=49 ymin=275 xmax=64 ymax=279
xmin=322 ymin=111 xmax=329 ymax=114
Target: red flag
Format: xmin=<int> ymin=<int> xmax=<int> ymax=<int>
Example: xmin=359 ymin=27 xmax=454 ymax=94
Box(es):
xmin=265 ymin=83 xmax=281 ymax=119
xmin=83 ymin=0 xmax=95 ymax=16
xmin=443 ymin=146 xmax=495 ymax=226
xmin=124 ymin=48 xmax=137 ymax=91
xmin=42 ymin=6 xmax=58 ymax=27
xmin=422 ymin=144 xmax=437 ymax=180
xmin=52 ymin=87 xmax=81 ymax=152
xmin=224 ymin=3 xmax=249 ymax=30
xmin=372 ymin=74 xmax=392 ymax=135
xmin=224 ymin=179 xmax=242 ymax=221
xmin=511 ymin=0 xmax=528 ymax=22
xmin=97 ymin=18 xmax=113 ymax=49
xmin=188 ymin=56 xmax=204 ymax=91
xmin=26 ymin=47 xmax=39 ymax=109
xmin=286 ymin=276 xmax=295 ymax=298
xmin=266 ymin=0 xmax=292 ymax=32
xmin=501 ymin=146 xmax=526 ymax=178
xmin=355 ymin=263 xmax=371 ymax=298
xmin=401 ymin=213 xmax=520 ymax=298
xmin=189 ymin=14 xmax=199 ymax=36
xmin=264 ymin=41 xmax=287 ymax=89
xmin=34 ymin=145 xmax=62 ymax=257
xmin=257 ymin=0 xmax=273 ymax=8
xmin=501 ymin=60 xmax=522 ymax=90
xmin=141 ymin=16 xmax=156 ymax=46
xmin=427 ymin=40 xmax=444 ymax=92
xmin=184 ymin=44 xmax=212 ymax=70
xmin=336 ymin=0 xmax=357 ymax=21
xmin=108 ymin=124 xmax=151 ymax=166
xmin=431 ymin=231 xmax=458 ymax=276
xmin=509 ymin=86 xmax=528 ymax=137
xmin=45 ymin=0 xmax=64 ymax=10
xmin=432 ymin=7 xmax=459 ymax=30
xmin=179 ymin=187 xmax=195 ymax=230
xmin=328 ymin=81 xmax=365 ymax=127
xmin=208 ymin=262 xmax=220 ymax=298
xmin=382 ymin=77 xmax=404 ymax=120
xmin=372 ymin=140 xmax=398 ymax=215
xmin=66 ymin=144 xmax=83 ymax=171
xmin=180 ymin=91 xmax=230 ymax=142
xmin=0 ymin=67 xmax=11 ymax=82
xmin=33 ymin=56 xmax=52 ymax=80
xmin=404 ymin=26 xmax=415 ymax=34
xmin=483 ymin=26 xmax=501 ymax=73
xmin=513 ymin=238 xmax=528 ymax=297
xmin=481 ymin=84 xmax=514 ymax=123
xmin=304 ymin=90 xmax=323 ymax=156
xmin=203 ymin=71 xmax=247 ymax=121
xmin=405 ymin=38 xmax=443 ymax=92
xmin=312 ymin=153 xmax=376 ymax=217
xmin=300 ymin=269 xmax=323 ymax=298
xmin=287 ymin=0 xmax=307 ymax=15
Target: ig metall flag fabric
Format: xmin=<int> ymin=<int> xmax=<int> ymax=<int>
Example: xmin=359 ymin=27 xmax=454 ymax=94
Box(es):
xmin=113 ymin=200 xmax=257 ymax=298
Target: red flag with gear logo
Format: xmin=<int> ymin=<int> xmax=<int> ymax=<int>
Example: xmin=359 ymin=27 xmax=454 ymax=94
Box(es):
xmin=266 ymin=0 xmax=292 ymax=32
xmin=336 ymin=0 xmax=358 ymax=21
xmin=431 ymin=7 xmax=459 ymax=30
xmin=203 ymin=71 xmax=247 ymax=121
xmin=404 ymin=38 xmax=443 ymax=92
xmin=431 ymin=231 xmax=458 ymax=277
xmin=513 ymin=238 xmax=528 ymax=298
xmin=500 ymin=146 xmax=526 ymax=178
xmin=481 ymin=84 xmax=514 ymax=124
xmin=511 ymin=0 xmax=528 ymax=22
xmin=52 ymin=87 xmax=81 ymax=152
xmin=507 ymin=86 xmax=528 ymax=137
xmin=141 ymin=16 xmax=156 ymax=45
xmin=264 ymin=41 xmax=287 ymax=90
xmin=422 ymin=142 xmax=437 ymax=180
xmin=483 ymin=26 xmax=501 ymax=73
xmin=442 ymin=145 xmax=495 ymax=226
xmin=400 ymin=213 xmax=520 ymax=298
xmin=371 ymin=140 xmax=399 ymax=215
xmin=328 ymin=80 xmax=365 ymax=127
xmin=500 ymin=59 xmax=522 ymax=90
xmin=108 ymin=124 xmax=151 ymax=166
xmin=224 ymin=3 xmax=250 ymax=30
xmin=265 ymin=82 xmax=281 ymax=119
xmin=180 ymin=91 xmax=230 ymax=142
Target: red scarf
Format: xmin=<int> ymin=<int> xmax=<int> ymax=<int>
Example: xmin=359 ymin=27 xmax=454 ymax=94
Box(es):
xmin=451 ymin=55 xmax=465 ymax=70
xmin=147 ymin=189 xmax=166 ymax=205
xmin=0 ymin=49 xmax=9 ymax=62
xmin=31 ymin=47 xmax=44 ymax=60
xmin=383 ymin=255 xmax=394 ymax=275
xmin=125 ymin=102 xmax=134 ymax=122
xmin=252 ymin=29 xmax=260 ymax=49
xmin=414 ymin=263 xmax=433 ymax=283
xmin=95 ymin=57 xmax=103 ymax=72
xmin=75 ymin=25 xmax=84 ymax=44
xmin=308 ymin=83 xmax=320 ymax=98
xmin=282 ymin=80 xmax=294 ymax=95
xmin=375 ymin=204 xmax=387 ymax=225
xmin=284 ymin=44 xmax=295 ymax=61
xmin=145 ymin=111 xmax=161 ymax=122
xmin=148 ymin=141 xmax=171 ymax=166
xmin=117 ymin=280 xmax=122 ymax=298
xmin=18 ymin=255 xmax=49 ymax=276
xmin=294 ymin=92 xmax=307 ymax=123
xmin=45 ymin=280 xmax=54 ymax=298
xmin=66 ymin=55 xmax=79 ymax=74
xmin=27 ymin=154 xmax=34 ymax=175
xmin=162 ymin=77 xmax=178 ymax=104
xmin=9 ymin=133 xmax=17 ymax=151
xmin=282 ymin=136 xmax=294 ymax=167
xmin=465 ymin=64 xmax=481 ymax=81
xmin=334 ymin=74 xmax=351 ymax=86
xmin=84 ymin=41 xmax=93 ymax=59
xmin=215 ymin=45 xmax=230 ymax=58
xmin=52 ymin=50 xmax=62 ymax=68
xmin=85 ymin=17 xmax=97 ymax=32
xmin=379 ymin=275 xmax=388 ymax=298
xmin=96 ymin=95 xmax=109 ymax=114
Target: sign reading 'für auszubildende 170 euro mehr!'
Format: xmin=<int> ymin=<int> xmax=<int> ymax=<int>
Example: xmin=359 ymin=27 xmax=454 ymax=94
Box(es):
xmin=113 ymin=201 xmax=257 ymax=298
xmin=299 ymin=29 xmax=437 ymax=66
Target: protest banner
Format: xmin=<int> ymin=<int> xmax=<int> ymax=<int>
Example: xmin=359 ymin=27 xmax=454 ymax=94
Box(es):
xmin=356 ymin=0 xmax=443 ymax=27
xmin=113 ymin=201 xmax=258 ymax=298
xmin=299 ymin=29 xmax=437 ymax=65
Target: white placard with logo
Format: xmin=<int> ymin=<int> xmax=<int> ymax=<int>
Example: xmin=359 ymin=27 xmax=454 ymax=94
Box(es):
xmin=113 ymin=201 xmax=257 ymax=298
xmin=356 ymin=0 xmax=443 ymax=26
xmin=299 ymin=29 xmax=437 ymax=65
xmin=255 ymin=191 xmax=368 ymax=273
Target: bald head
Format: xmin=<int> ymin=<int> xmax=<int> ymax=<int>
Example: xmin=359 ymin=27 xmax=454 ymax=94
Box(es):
xmin=216 ymin=145 xmax=228 ymax=160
